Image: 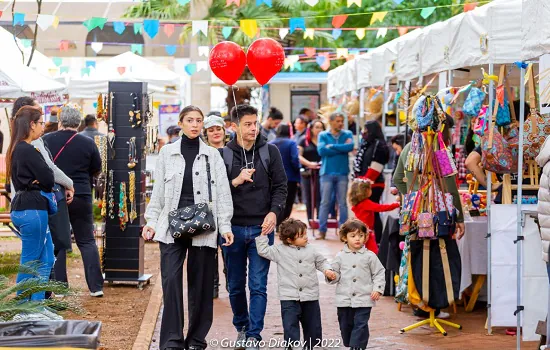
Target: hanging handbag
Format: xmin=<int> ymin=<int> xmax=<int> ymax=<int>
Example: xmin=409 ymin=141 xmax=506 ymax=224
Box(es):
xmin=414 ymin=95 xmax=436 ymax=130
xmin=40 ymin=190 xmax=58 ymax=216
xmin=433 ymin=131 xmax=458 ymax=177
xmin=417 ymin=212 xmax=435 ymax=238
xmin=524 ymin=64 xmax=550 ymax=159
xmin=168 ymin=156 xmax=217 ymax=240
xmin=463 ymin=87 xmax=486 ymax=117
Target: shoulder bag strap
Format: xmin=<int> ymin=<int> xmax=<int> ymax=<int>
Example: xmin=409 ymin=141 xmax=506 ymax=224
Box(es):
xmin=205 ymin=155 xmax=213 ymax=204
xmin=439 ymin=238 xmax=456 ymax=306
xmin=488 ymin=65 xmax=506 ymax=148
xmin=53 ymin=133 xmax=78 ymax=162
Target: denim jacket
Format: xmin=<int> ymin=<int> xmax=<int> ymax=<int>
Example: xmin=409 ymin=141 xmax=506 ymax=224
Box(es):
xmin=329 ymin=245 xmax=385 ymax=308
xmin=256 ymin=235 xmax=331 ymax=301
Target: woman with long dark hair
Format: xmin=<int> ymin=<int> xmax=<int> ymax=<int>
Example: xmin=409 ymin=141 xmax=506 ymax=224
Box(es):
xmin=270 ymin=123 xmax=301 ymax=223
xmin=143 ymin=106 xmax=234 ymax=350
xmin=298 ymin=120 xmax=325 ymax=223
xmin=7 ymin=106 xmax=55 ymax=300
xmin=353 ymin=120 xmax=390 ymax=243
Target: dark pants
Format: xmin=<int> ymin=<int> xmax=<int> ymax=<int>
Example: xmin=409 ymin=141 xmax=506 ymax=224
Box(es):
xmin=50 ymin=198 xmax=71 ymax=285
xmin=281 ymin=182 xmax=298 ymax=224
xmin=281 ymin=300 xmax=322 ymax=349
xmin=370 ymin=187 xmax=384 ymax=244
xmin=67 ymin=195 xmax=104 ymax=293
xmin=222 ymin=226 xmax=273 ymax=340
xmin=213 ymin=247 xmax=228 ymax=292
xmin=337 ymin=307 xmax=371 ymax=349
xmin=159 ymin=239 xmax=216 ymax=350
xmin=301 ymin=174 xmax=321 ymax=222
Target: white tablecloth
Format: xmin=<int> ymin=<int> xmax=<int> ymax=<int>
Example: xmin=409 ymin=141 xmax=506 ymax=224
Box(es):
xmin=458 ymin=216 xmax=488 ymax=295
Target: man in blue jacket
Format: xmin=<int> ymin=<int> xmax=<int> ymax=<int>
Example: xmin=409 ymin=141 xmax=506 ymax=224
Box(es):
xmin=317 ymin=112 xmax=354 ymax=239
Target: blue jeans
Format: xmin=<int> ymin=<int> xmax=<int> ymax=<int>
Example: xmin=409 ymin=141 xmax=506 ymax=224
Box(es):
xmin=222 ymin=225 xmax=274 ymax=340
xmin=318 ymin=174 xmax=349 ymax=233
xmin=11 ymin=210 xmax=54 ymax=301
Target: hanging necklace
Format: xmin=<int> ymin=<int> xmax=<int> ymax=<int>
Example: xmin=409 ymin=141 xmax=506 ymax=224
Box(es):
xmin=107 ymin=92 xmax=116 ymax=159
xmin=127 ymin=137 xmax=137 ymax=169
xmin=95 ymin=135 xmax=108 ymax=218
xmin=128 ymin=171 xmax=137 ymax=224
xmin=119 ymin=182 xmax=129 ymax=231
xmin=108 ymin=170 xmax=115 ymax=220
xmin=129 ymin=93 xmax=142 ymax=128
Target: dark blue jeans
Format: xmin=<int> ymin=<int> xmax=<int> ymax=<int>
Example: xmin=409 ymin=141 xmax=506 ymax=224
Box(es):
xmin=222 ymin=225 xmax=273 ymax=340
xmin=319 ymin=174 xmax=349 ymax=233
xmin=11 ymin=209 xmax=54 ymax=301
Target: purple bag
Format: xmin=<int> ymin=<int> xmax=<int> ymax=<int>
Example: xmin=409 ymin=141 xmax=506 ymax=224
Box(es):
xmin=434 ymin=132 xmax=457 ymax=177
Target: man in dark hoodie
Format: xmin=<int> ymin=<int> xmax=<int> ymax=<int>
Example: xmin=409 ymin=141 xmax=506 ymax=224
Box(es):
xmin=221 ymin=104 xmax=287 ymax=350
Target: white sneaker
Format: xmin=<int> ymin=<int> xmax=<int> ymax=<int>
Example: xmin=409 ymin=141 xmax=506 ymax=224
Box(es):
xmin=90 ymin=290 xmax=104 ymax=297
xmin=438 ymin=311 xmax=450 ymax=319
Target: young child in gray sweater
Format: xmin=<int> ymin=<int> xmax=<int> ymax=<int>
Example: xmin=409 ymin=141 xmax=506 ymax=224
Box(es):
xmin=327 ymin=219 xmax=386 ymax=350
xmin=256 ymin=218 xmax=335 ymax=349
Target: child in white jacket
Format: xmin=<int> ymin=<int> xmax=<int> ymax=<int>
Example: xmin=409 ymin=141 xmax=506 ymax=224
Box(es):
xmin=256 ymin=218 xmax=335 ymax=349
xmin=327 ymin=219 xmax=385 ymax=350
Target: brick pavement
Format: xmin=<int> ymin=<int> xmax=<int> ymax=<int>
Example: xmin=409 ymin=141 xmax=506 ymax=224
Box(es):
xmin=148 ymin=210 xmax=536 ymax=350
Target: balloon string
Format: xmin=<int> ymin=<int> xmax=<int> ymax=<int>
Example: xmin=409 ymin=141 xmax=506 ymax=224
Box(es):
xmin=232 ymin=86 xmax=254 ymax=170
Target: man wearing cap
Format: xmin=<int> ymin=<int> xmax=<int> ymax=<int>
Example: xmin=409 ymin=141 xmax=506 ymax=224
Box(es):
xmin=166 ymin=125 xmax=181 ymax=144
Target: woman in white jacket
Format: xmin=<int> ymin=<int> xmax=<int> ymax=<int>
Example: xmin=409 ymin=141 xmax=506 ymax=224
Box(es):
xmin=142 ymin=106 xmax=234 ymax=350
xmin=536 ymin=137 xmax=550 ymax=350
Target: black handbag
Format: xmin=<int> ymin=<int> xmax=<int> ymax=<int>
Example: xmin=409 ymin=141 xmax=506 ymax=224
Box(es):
xmin=168 ymin=155 xmax=216 ymax=240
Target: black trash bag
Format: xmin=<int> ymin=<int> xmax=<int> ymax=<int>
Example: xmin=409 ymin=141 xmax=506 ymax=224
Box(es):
xmin=0 ymin=320 xmax=101 ymax=349
xmin=410 ymin=236 xmax=461 ymax=309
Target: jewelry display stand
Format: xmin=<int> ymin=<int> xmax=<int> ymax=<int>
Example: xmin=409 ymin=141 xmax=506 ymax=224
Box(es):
xmin=104 ymin=81 xmax=152 ymax=289
xmin=400 ymin=310 xmax=462 ymax=336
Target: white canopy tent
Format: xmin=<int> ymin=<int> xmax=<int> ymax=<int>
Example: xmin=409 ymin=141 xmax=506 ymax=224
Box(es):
xmin=356 ymin=52 xmax=373 ymax=90
xmin=327 ymin=64 xmax=347 ymax=98
xmin=522 ymin=0 xmax=550 ymax=61
xmin=61 ymin=52 xmax=181 ymax=99
xmin=0 ymin=58 xmax=65 ymax=99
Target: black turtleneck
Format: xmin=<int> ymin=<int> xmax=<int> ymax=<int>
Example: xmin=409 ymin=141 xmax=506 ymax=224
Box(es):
xmin=178 ymin=134 xmax=200 ymax=208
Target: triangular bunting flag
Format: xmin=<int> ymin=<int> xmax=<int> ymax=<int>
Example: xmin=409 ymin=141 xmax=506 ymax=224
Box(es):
xmin=60 ymin=66 xmax=69 ymax=74
xmin=336 ymin=48 xmax=349 ymax=59
xmin=91 ymin=42 xmax=103 ymax=54
xmin=177 ymin=0 xmax=191 ymax=4
xmin=370 ymin=12 xmax=387 ymax=25
xmin=117 ymin=67 xmax=126 ymax=75
xmin=420 ymin=7 xmax=436 ymax=19
xmin=376 ymin=28 xmax=388 ymax=39
xmin=81 ymin=68 xmax=90 ymax=77
xmin=293 ymin=62 xmax=302 ymax=72
xmin=131 ymin=44 xmax=143 ymax=55
xmin=356 ymin=28 xmax=366 ymax=40
xmin=198 ymin=46 xmax=210 ymax=57
xmin=113 ymin=21 xmax=126 ymax=35
xmin=222 ymin=27 xmax=232 ymax=39
xmin=165 ymin=45 xmax=177 ymax=56
xmin=304 ymin=0 xmax=319 ymax=6
xmin=256 ymin=0 xmax=272 ymax=7
xmin=332 ymin=15 xmax=348 ymax=28
xmin=0 ymin=12 xmax=3 ymax=19
xmin=21 ymin=39 xmax=32 ymax=48
xmin=226 ymin=0 xmax=240 ymax=5
xmin=393 ymin=0 xmax=404 ymax=3
xmin=185 ymin=63 xmax=197 ymax=76
xmin=316 ymin=55 xmax=326 ymax=67
xmin=464 ymin=2 xmax=477 ymax=12
xmin=279 ymin=28 xmax=289 ymax=40
xmin=164 ymin=23 xmax=175 ymax=37
xmin=332 ymin=29 xmax=342 ymax=40
xmin=86 ymin=61 xmax=96 ymax=69
xmin=398 ymin=27 xmax=409 ymax=36
xmin=37 ymin=14 xmax=56 ymax=31
xmin=83 ymin=17 xmax=107 ymax=32
xmin=304 ymin=28 xmax=315 ymax=40
xmin=347 ymin=0 xmax=361 ymax=7
xmin=240 ymin=19 xmax=258 ymax=38
xmin=52 ymin=16 xmax=60 ymax=29
xmin=144 ymin=19 xmax=160 ymax=39
xmin=52 ymin=57 xmax=63 ymax=67
xmin=134 ymin=22 xmax=143 ymax=35
xmin=319 ymin=53 xmax=330 ymax=71
xmin=289 ymin=17 xmax=305 ymax=33
xmin=192 ymin=20 xmax=208 ymax=36
xmin=197 ymin=61 xmax=208 ymax=72
xmin=48 ymin=69 xmax=57 ymax=78
xmin=13 ymin=13 xmax=25 ymax=26
xmin=304 ymin=47 xmax=316 ymax=57
xmin=59 ymin=40 xmax=69 ymax=51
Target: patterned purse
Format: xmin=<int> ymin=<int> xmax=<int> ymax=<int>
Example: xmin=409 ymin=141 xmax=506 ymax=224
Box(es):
xmin=524 ymin=65 xmax=550 ymax=159
xmin=434 ymin=132 xmax=458 ymax=177
xmin=463 ymin=87 xmax=486 ymax=117
xmin=417 ymin=212 xmax=435 ymax=238
xmin=168 ymin=156 xmax=217 ymax=239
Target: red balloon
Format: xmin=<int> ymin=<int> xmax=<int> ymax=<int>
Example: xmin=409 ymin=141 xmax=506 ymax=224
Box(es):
xmin=247 ymin=38 xmax=285 ymax=86
xmin=209 ymin=41 xmax=246 ymax=86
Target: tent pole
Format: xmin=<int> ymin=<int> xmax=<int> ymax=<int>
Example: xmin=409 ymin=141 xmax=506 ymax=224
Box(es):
xmin=487 ymin=62 xmax=494 ymax=336
xmin=359 ymin=87 xmax=365 ymax=145
xmin=382 ymin=78 xmax=389 ymax=130
xmin=396 ymin=81 xmax=401 ymax=134
xmin=516 ymin=64 xmax=526 ymax=350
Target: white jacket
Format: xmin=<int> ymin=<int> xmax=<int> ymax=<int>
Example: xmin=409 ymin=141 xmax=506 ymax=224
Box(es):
xmin=144 ymin=138 xmax=233 ymax=248
xmin=536 ymin=136 xmax=550 ymax=262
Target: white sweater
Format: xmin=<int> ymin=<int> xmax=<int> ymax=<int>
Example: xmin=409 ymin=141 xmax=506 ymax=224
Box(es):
xmin=144 ymin=138 xmax=233 ymax=248
xmin=536 ymin=136 xmax=550 ymax=262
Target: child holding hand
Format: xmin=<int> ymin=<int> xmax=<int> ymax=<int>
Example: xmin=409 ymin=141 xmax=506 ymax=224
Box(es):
xmin=349 ymin=177 xmax=400 ymax=253
xmin=256 ymin=218 xmax=335 ymax=349
xmin=326 ymin=219 xmax=386 ymax=350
